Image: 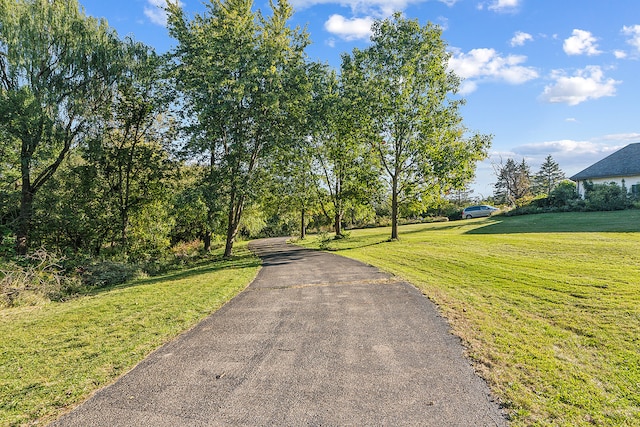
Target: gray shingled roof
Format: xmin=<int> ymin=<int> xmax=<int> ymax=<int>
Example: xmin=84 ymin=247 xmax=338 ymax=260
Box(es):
xmin=570 ymin=143 xmax=640 ymax=181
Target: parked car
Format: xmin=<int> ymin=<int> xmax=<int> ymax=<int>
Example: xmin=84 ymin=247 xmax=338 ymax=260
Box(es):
xmin=462 ymin=205 xmax=499 ymax=219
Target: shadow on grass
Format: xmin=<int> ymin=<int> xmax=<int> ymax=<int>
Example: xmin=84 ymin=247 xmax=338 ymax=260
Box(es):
xmin=465 ymin=210 xmax=640 ymax=235
xmin=84 ymin=253 xmax=262 ymax=297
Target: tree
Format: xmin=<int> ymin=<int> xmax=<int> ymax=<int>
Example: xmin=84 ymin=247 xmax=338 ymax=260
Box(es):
xmin=0 ymin=0 xmax=122 ymax=254
xmin=85 ymin=39 xmax=174 ymax=253
xmin=354 ymin=14 xmax=491 ymax=240
xmin=310 ymin=65 xmax=380 ymax=237
xmin=533 ymin=154 xmax=565 ymax=196
xmin=167 ymin=0 xmax=310 ymax=257
xmin=494 ymin=158 xmax=531 ymax=205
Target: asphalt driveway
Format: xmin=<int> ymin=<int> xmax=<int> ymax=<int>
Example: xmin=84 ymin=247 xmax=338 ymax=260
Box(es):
xmin=51 ymin=237 xmax=506 ymax=426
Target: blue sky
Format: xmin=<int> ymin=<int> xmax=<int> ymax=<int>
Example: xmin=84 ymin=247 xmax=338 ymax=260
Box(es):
xmin=80 ymin=0 xmax=640 ymax=199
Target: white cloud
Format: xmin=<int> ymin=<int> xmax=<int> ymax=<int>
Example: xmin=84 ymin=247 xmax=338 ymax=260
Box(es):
xmin=510 ymin=31 xmax=533 ymax=47
xmin=448 ymin=48 xmax=538 ymax=93
xmin=437 ymin=16 xmax=449 ymax=31
xmin=144 ymin=0 xmax=183 ymax=26
xmin=292 ymin=0 xmax=457 ymax=15
xmin=515 ymin=140 xmax=599 ymax=156
xmin=600 ymin=132 xmax=640 ymax=142
xmin=622 ymin=25 xmax=640 ymax=53
xmin=565 ymin=117 xmax=578 ymax=123
xmin=324 ymin=15 xmax=374 ymax=41
xmin=510 ymin=140 xmax=624 ymax=176
xmin=488 ymin=0 xmax=520 ymax=12
xmin=614 ymin=50 xmax=628 ymax=59
xmin=458 ymin=80 xmax=478 ymax=95
xmin=563 ymin=29 xmax=602 ymax=56
xmin=540 ymin=66 xmax=620 ymax=105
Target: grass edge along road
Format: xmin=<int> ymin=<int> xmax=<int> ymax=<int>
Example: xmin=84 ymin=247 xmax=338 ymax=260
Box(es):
xmin=0 ymin=244 xmax=260 ymax=427
xmin=298 ymin=211 xmax=640 ymax=426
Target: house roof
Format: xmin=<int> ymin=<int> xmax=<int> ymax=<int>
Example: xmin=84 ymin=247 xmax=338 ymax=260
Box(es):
xmin=570 ymin=143 xmax=640 ymax=181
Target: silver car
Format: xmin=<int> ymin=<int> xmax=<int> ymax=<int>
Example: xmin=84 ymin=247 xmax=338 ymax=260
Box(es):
xmin=462 ymin=205 xmax=499 ymax=219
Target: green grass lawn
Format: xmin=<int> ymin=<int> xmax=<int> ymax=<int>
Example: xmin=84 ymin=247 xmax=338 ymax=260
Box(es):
xmin=298 ymin=211 xmax=640 ymax=426
xmin=0 ymin=244 xmax=260 ymax=427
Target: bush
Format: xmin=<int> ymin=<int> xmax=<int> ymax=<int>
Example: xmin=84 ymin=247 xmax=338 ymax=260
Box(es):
xmin=80 ymin=261 xmax=141 ymax=289
xmin=549 ymin=180 xmax=580 ymax=207
xmin=0 ymin=227 xmax=14 ymax=258
xmin=585 ymin=182 xmax=630 ymax=211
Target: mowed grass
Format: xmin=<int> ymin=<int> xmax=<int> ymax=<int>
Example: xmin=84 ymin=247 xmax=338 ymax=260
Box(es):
xmin=299 ymin=211 xmax=640 ymax=426
xmin=0 ymin=244 xmax=260 ymax=427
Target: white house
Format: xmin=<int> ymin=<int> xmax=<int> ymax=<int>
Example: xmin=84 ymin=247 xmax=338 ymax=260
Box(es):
xmin=570 ymin=143 xmax=640 ymax=198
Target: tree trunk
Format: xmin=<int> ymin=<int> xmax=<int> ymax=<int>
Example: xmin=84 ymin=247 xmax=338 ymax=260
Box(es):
xmin=120 ymin=209 xmax=129 ymax=250
xmin=224 ymin=220 xmax=239 ymax=258
xmin=334 ymin=212 xmax=342 ymax=237
xmin=224 ymin=191 xmax=244 ymax=258
xmin=16 ymin=186 xmax=33 ymax=255
xmin=391 ymin=175 xmax=399 ymax=240
xmin=203 ymin=230 xmax=212 ymax=252
xmin=300 ymin=208 xmax=306 ymax=239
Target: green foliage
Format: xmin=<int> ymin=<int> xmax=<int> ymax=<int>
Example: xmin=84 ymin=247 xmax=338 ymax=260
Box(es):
xmin=127 ymin=200 xmax=175 ymax=263
xmin=170 ymin=173 xmax=212 ymax=244
xmin=309 ymin=65 xmax=382 ymax=237
xmin=584 ymin=181 xmax=630 ymax=211
xmin=0 ymin=227 xmax=14 ymax=258
xmin=549 ymin=180 xmax=580 ymax=207
xmin=352 ymin=13 xmax=491 ymax=239
xmin=0 ymin=0 xmax=124 ymax=254
xmin=532 ymin=154 xmax=565 ymax=196
xmin=167 ymin=0 xmax=311 ymax=256
xmin=494 ymin=158 xmax=531 ymax=205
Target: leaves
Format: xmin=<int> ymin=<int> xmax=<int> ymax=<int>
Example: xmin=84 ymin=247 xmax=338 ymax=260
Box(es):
xmin=350 ymin=13 xmax=491 ymax=238
xmin=167 ymin=0 xmax=310 ymax=255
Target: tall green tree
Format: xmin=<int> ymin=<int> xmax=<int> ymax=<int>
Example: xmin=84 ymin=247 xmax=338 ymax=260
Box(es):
xmin=0 ymin=0 xmax=122 ymax=254
xmin=311 ymin=65 xmax=379 ymax=237
xmin=168 ymin=0 xmax=310 ymax=256
xmin=85 ymin=39 xmax=174 ymax=253
xmin=354 ymin=14 xmax=491 ymax=240
xmin=533 ymin=154 xmax=565 ymax=196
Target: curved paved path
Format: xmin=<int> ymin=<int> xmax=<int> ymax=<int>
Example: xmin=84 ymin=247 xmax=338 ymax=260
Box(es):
xmin=52 ymin=237 xmax=506 ymax=426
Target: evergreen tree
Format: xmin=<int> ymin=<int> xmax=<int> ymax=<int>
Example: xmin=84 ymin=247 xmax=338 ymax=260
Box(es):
xmin=533 ymin=155 xmax=565 ymax=196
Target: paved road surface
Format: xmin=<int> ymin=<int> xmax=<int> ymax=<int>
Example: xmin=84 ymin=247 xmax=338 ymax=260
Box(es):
xmin=51 ymin=237 xmax=507 ymax=426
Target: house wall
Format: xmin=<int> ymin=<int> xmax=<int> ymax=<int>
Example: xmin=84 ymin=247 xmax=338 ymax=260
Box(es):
xmin=575 ymin=175 xmax=640 ymax=198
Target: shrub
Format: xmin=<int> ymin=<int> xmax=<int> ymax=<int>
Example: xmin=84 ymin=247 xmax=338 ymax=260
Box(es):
xmin=318 ymin=231 xmax=332 ymax=250
xmin=80 ymin=261 xmax=141 ymax=290
xmin=585 ymin=182 xmax=629 ymax=211
xmin=549 ymin=180 xmax=580 ymax=207
xmin=0 ymin=227 xmax=14 ymax=258
xmin=171 ymin=239 xmax=204 ymax=260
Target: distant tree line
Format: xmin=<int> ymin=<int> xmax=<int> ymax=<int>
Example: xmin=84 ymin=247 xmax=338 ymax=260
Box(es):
xmin=492 ymin=155 xmax=639 ymax=215
xmin=1 ymin=0 xmax=491 ymax=304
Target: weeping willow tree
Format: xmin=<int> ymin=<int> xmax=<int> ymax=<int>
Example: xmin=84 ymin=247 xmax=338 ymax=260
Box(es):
xmin=0 ymin=0 xmax=123 ymax=254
